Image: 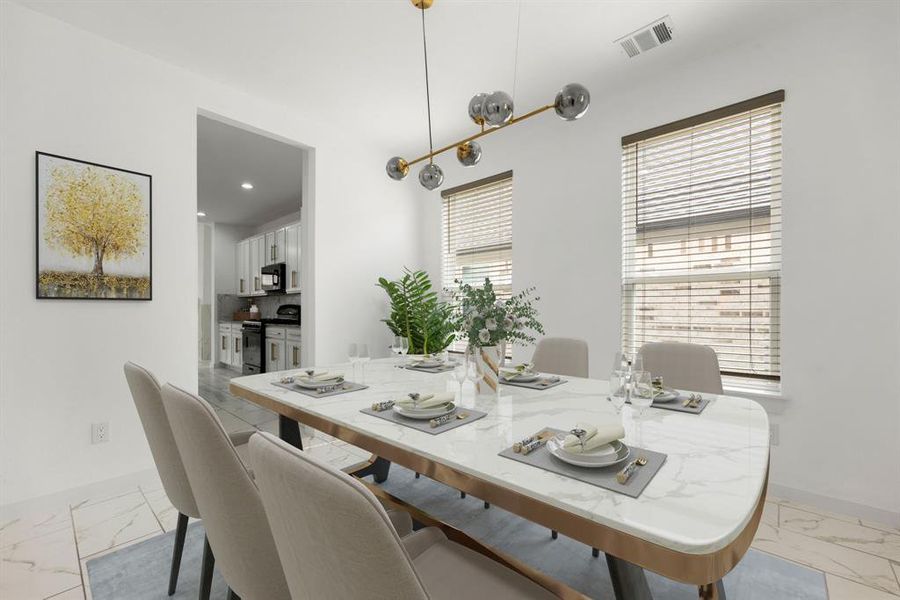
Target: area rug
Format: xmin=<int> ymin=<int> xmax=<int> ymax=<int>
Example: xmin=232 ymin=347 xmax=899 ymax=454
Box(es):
xmin=87 ymin=465 xmax=826 ymax=599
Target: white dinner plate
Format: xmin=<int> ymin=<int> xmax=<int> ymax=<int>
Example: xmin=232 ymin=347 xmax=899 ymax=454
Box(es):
xmin=652 ymin=388 xmax=680 ymax=403
xmin=294 ymin=377 xmax=344 ymax=390
xmin=500 ymin=371 xmax=540 ymax=383
xmin=393 ymin=402 xmax=456 ymax=420
xmin=546 ymin=437 xmax=630 ymax=468
xmin=410 ymin=359 xmax=444 ymax=369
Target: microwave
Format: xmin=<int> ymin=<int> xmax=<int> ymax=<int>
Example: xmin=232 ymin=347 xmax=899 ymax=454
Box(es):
xmin=261 ymin=263 xmax=285 ymax=294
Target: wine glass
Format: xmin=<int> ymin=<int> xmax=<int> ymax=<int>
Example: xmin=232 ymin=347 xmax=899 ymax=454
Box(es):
xmin=399 ymin=336 xmax=410 ymax=363
xmin=453 ymin=362 xmax=467 ymax=401
xmin=608 ymin=371 xmax=627 ymax=415
xmin=613 ymin=351 xmax=625 ymax=373
xmin=631 ymin=370 xmax=653 ymax=448
xmin=347 ymin=343 xmax=358 ymax=379
xmin=632 ymin=353 xmax=644 ymax=373
xmin=357 ymin=343 xmax=370 ymax=382
xmin=391 ymin=336 xmax=403 ymax=364
xmin=466 ymin=354 xmax=479 ymax=388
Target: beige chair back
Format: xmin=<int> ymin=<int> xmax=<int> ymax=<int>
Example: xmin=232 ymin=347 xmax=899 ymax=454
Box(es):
xmin=160 ymin=384 xmax=290 ymax=600
xmin=249 ymin=432 xmax=428 ymax=600
xmin=123 ymin=362 xmax=199 ymax=518
xmin=531 ymin=337 xmax=589 ymax=378
xmin=639 ymin=342 xmax=724 ymax=394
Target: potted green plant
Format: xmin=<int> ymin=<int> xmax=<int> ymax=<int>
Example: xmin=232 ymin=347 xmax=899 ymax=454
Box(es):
xmin=377 ymin=268 xmax=455 ymax=355
xmin=451 ymin=278 xmax=544 ymax=394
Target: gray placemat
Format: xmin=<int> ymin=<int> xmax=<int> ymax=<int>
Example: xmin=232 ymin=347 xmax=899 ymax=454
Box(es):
xmin=499 ymin=376 xmax=567 ymax=390
xmin=272 ymin=380 xmax=368 ymax=398
xmin=623 ymin=394 xmax=710 ymax=415
xmin=361 ymin=406 xmax=487 ymax=435
xmin=498 ymin=428 xmax=667 ymax=498
xmin=403 ymin=363 xmax=457 ymax=374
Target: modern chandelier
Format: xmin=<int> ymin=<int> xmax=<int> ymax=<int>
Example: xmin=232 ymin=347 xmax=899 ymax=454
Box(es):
xmin=386 ymin=0 xmax=591 ymax=191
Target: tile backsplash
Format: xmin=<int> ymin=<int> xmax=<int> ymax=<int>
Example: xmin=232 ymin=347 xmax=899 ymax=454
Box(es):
xmin=217 ymin=293 xmax=301 ymax=321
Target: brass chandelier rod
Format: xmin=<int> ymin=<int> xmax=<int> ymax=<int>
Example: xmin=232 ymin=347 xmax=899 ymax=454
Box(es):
xmin=405 ymin=103 xmax=554 ymax=167
xmin=385 ymin=0 xmax=590 ymax=190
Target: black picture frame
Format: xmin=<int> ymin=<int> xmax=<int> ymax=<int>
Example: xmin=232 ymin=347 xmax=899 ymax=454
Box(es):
xmin=35 ymin=151 xmax=152 ymax=300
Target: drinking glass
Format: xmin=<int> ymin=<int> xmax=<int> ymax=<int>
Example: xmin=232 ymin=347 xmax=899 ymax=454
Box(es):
xmin=453 ymin=363 xmax=468 ymax=401
xmin=399 ymin=337 xmax=410 ymax=362
xmin=466 ymin=354 xmax=479 ymax=386
xmin=347 ymin=343 xmax=358 ymax=379
xmin=613 ymin=351 xmax=626 ymax=373
xmin=391 ymin=336 xmax=403 ymax=363
xmin=608 ymin=371 xmax=627 ymax=414
xmin=631 ymin=370 xmax=653 ymax=449
xmin=357 ymin=343 xmax=370 ymax=382
xmin=632 ymin=353 xmax=644 ymax=373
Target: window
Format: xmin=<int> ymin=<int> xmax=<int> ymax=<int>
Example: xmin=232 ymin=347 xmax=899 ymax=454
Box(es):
xmin=621 ymin=91 xmax=783 ymax=382
xmin=441 ymin=171 xmax=513 ymax=353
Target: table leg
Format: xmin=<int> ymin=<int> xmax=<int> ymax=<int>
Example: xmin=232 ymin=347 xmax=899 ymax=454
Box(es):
xmin=699 ymin=580 xmax=726 ymax=599
xmin=353 ymin=457 xmax=392 ymax=483
xmin=278 ymin=414 xmax=303 ymax=450
xmin=605 ymin=554 xmax=652 ymax=600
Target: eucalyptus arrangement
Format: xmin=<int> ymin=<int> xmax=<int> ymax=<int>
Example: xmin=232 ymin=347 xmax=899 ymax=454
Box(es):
xmin=451 ymin=278 xmax=544 ymax=349
xmin=377 ymin=268 xmax=455 ymax=355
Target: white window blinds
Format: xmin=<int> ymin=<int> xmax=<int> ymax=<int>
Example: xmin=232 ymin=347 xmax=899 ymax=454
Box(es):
xmin=441 ymin=172 xmax=513 ymax=352
xmin=621 ymin=93 xmax=783 ymax=381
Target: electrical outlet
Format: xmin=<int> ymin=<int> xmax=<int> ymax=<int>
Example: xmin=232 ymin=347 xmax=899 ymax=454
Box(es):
xmin=769 ymin=423 xmax=779 ymax=447
xmin=91 ymin=422 xmax=109 ymax=444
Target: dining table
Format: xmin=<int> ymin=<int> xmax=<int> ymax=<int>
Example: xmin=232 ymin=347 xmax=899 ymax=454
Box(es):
xmin=229 ymin=358 xmax=769 ymax=600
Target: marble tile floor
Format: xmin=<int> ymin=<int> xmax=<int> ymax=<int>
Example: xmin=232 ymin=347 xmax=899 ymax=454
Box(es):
xmin=1 ymin=364 xmax=898 ymax=599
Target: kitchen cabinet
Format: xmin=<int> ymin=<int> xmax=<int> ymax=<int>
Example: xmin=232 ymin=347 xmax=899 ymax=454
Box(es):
xmin=264 ymin=228 xmax=286 ymax=265
xmin=285 ymin=222 xmax=301 ymax=292
xmin=265 ymin=336 xmax=286 ymax=372
xmin=218 ymin=324 xmax=232 ymax=365
xmin=250 ymin=235 xmax=266 ymax=296
xmin=236 ymin=239 xmax=250 ymax=296
xmin=234 ymin=222 xmax=299 ymax=297
xmin=286 ymin=326 xmax=301 ymax=369
xmin=230 ymin=331 xmax=242 ymax=368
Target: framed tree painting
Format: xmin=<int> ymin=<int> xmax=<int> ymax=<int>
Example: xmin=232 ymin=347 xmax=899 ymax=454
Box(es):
xmin=36 ymin=152 xmax=152 ymax=300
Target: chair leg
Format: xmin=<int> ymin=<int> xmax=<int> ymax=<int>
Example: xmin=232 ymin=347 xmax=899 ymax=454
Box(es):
xmin=592 ymin=547 xmax=600 ymax=557
xmin=199 ymin=535 xmax=215 ymax=600
xmin=167 ymin=513 xmax=189 ymax=596
xmin=460 ymin=491 xmax=466 ymax=499
xmin=415 ymin=472 xmax=420 ymax=479
xmin=484 ymin=501 xmax=490 ymax=509
xmin=226 ymin=589 xmax=241 ymax=600
xmin=551 ymin=529 xmax=558 ymax=539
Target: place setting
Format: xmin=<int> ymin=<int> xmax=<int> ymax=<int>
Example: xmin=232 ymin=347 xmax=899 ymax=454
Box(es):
xmin=608 ymin=353 xmax=711 ymax=415
xmin=498 ymin=362 xmax=567 ymax=390
xmin=499 ymin=419 xmax=667 ymax=498
xmin=361 ymin=390 xmax=487 ymax=435
xmin=272 ymin=369 xmax=368 ymax=398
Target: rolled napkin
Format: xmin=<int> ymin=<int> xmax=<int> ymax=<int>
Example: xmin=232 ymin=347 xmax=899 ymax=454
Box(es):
xmin=296 ymin=370 xmax=344 ymax=383
xmin=499 ymin=363 xmax=535 ymax=380
xmin=562 ymin=422 xmax=625 ymax=454
xmin=395 ymin=392 xmax=455 ymax=409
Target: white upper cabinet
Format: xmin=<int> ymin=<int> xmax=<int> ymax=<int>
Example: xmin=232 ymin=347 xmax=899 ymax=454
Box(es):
xmin=235 ymin=222 xmax=299 ymax=296
xmin=236 ymin=239 xmax=250 ymax=296
xmin=285 ymin=222 xmax=301 ymax=292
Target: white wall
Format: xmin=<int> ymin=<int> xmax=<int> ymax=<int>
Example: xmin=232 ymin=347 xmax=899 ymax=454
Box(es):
xmin=420 ymin=4 xmax=900 ymax=521
xmin=0 ymin=2 xmax=421 ymax=505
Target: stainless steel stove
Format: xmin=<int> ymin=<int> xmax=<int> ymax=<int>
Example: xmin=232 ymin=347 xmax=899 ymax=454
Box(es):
xmin=241 ymin=304 xmax=300 ymax=374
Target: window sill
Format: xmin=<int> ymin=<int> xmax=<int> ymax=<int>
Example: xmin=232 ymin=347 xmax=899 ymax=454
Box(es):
xmin=723 ymin=382 xmax=785 ymax=403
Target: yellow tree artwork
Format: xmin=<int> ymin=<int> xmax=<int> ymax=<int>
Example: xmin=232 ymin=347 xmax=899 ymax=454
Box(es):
xmin=37 ymin=153 xmax=151 ymax=299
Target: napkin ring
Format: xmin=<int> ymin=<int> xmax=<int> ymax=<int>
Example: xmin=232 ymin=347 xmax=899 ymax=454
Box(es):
xmin=429 ymin=413 xmax=455 ymax=428
xmin=371 ymin=400 xmax=395 ymax=412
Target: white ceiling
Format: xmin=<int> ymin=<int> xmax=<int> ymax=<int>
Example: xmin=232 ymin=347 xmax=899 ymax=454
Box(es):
xmin=20 ymin=1 xmax=825 ymax=155
xmin=197 ymin=115 xmax=303 ymax=226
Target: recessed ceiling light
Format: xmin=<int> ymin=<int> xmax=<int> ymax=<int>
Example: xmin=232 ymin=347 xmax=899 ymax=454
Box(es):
xmin=197 ymin=211 xmax=206 ymax=217
xmin=241 ymin=182 xmax=254 ymax=190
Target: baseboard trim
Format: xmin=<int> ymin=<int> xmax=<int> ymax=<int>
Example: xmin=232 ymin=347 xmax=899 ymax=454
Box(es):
xmin=769 ymin=482 xmax=900 ymax=530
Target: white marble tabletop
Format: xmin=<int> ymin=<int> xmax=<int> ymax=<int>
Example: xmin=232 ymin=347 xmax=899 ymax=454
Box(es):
xmin=230 ymin=359 xmax=769 ymax=555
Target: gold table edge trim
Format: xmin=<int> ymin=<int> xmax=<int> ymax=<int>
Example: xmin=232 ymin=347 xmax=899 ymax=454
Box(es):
xmin=232 ymin=382 xmax=768 ymax=586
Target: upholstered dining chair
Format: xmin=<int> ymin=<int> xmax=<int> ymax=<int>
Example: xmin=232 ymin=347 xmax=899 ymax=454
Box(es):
xmin=248 ymin=431 xmax=558 ymax=600
xmin=123 ymin=362 xmax=254 ymax=599
xmin=531 ymin=337 xmax=590 ymax=378
xmin=159 ymin=383 xmax=293 ymax=600
xmin=638 ymin=342 xmax=724 ymax=395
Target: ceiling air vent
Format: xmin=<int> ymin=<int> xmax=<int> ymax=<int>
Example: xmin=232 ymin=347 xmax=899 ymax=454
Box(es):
xmin=615 ymin=16 xmax=674 ymax=59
